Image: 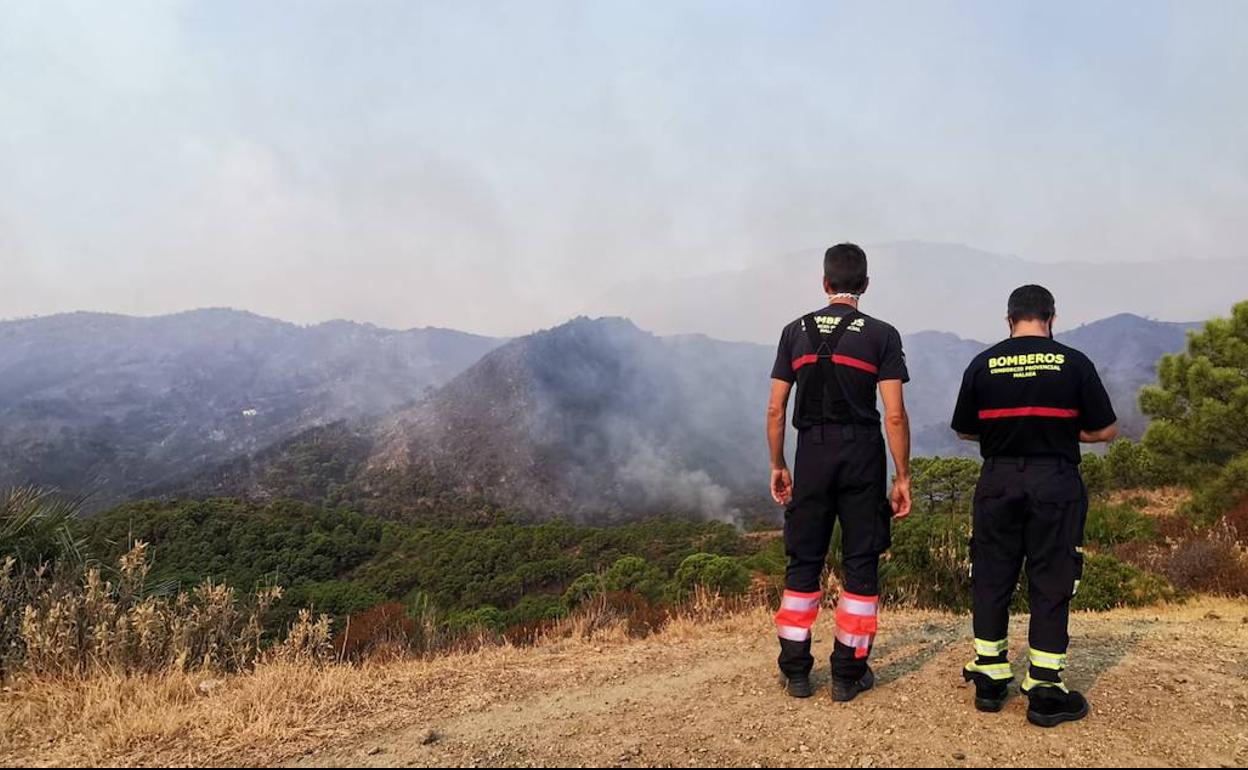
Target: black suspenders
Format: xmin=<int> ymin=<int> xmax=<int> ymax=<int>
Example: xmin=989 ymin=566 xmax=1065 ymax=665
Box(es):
xmin=800 ymin=310 xmax=864 ymax=426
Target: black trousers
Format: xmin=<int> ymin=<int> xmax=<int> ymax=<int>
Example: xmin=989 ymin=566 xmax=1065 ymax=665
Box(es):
xmin=971 ymin=457 xmax=1087 ymax=686
xmin=778 ymin=424 xmax=891 ymax=681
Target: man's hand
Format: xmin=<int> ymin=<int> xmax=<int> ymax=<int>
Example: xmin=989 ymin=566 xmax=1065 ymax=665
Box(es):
xmin=890 ymin=476 xmax=912 ymax=519
xmin=770 ymin=467 xmax=793 ymax=506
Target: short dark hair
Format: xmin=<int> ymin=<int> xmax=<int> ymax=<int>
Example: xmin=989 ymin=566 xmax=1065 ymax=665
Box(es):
xmin=1007 ymin=284 xmax=1056 ymax=323
xmin=824 ymin=243 xmax=868 ymax=294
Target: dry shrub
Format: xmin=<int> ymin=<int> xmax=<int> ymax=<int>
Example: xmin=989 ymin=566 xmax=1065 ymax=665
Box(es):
xmin=333 ymin=595 xmax=454 ymax=662
xmin=1223 ymin=498 xmax=1248 ymax=546
xmin=1161 ymin=521 xmax=1248 ymax=596
xmin=3 ymin=542 xmax=332 ymax=679
xmin=502 ymin=615 xmax=566 ymax=647
xmin=1154 ymin=512 xmax=1197 ymax=542
xmin=1117 ymin=518 xmax=1248 ymax=598
xmin=545 ymin=590 xmax=673 ymax=644
xmin=1110 ymin=539 xmax=1166 ymax=570
xmin=334 ymin=603 xmax=416 ymax=661
xmin=590 ymin=591 xmax=670 ymax=639
xmin=275 ymin=609 xmax=335 ymax=664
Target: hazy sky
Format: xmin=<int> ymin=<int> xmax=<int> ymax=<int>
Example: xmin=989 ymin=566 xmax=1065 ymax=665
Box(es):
xmin=2 ymin=1 xmax=1246 ymax=336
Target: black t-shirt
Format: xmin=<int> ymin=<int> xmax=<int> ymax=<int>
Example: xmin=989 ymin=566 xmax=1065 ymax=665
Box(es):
xmin=771 ymin=304 xmax=909 ymax=428
xmin=951 ymin=336 xmax=1117 ymax=463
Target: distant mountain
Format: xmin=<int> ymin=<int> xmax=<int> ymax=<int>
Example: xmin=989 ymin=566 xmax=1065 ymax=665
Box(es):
xmin=191 ymin=318 xmax=776 ymax=523
xmin=592 ymin=241 xmax=1244 ymax=342
xmin=1058 ymin=313 xmax=1201 ymax=436
xmin=194 ymin=313 xmax=1194 ymax=524
xmin=0 ymin=310 xmax=502 ymax=510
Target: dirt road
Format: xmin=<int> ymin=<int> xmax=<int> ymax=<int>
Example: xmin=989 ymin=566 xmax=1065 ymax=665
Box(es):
xmin=292 ymin=600 xmax=1248 ymax=768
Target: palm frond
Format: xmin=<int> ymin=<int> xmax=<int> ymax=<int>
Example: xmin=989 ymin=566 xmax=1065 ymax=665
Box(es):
xmin=0 ymin=486 xmax=87 ymax=567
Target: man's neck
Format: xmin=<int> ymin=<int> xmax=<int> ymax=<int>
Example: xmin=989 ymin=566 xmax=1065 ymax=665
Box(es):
xmin=1010 ymin=320 xmax=1051 ymax=338
xmin=828 ymin=296 xmax=860 ymax=309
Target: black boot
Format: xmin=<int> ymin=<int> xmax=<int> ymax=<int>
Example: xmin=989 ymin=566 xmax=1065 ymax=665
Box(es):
xmin=831 ymin=666 xmax=875 ymax=702
xmin=1026 ymin=687 xmax=1089 ymax=727
xmin=784 ymin=673 xmax=814 ymax=699
xmin=962 ymin=668 xmax=1009 ymax=713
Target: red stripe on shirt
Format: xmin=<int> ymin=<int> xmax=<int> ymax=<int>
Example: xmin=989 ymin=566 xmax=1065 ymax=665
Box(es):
xmin=978 ymin=407 xmax=1081 ymax=420
xmin=791 ymin=354 xmax=880 ymax=375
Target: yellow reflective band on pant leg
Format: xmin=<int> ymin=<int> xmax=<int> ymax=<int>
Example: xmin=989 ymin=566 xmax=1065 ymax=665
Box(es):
xmin=1073 ymin=579 xmax=1081 ymax=596
xmin=1023 ymin=674 xmax=1069 ymax=694
xmin=965 ymin=661 xmax=1013 ymax=681
xmin=1028 ymin=647 xmax=1067 ymax=670
xmin=974 ymin=638 xmax=1008 ymax=657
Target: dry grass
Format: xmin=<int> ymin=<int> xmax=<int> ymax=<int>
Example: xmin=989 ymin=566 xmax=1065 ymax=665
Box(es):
xmin=4 ymin=596 xmax=1247 ymax=768
xmin=1106 ymin=486 xmax=1191 ymax=519
xmin=0 ymin=587 xmax=750 ymax=767
xmin=0 ymin=606 xmax=691 ymax=766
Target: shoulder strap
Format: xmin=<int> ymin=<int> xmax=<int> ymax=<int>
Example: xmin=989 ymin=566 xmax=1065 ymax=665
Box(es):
xmin=800 ymin=310 xmax=864 ymax=422
xmin=801 ymin=310 xmax=860 ymax=356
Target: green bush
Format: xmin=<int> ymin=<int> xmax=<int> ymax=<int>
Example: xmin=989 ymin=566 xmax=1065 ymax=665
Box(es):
xmin=602 ymin=556 xmax=669 ymax=604
xmin=501 ymin=594 xmax=567 ymax=627
xmin=1085 ymin=503 xmax=1158 ymax=548
xmin=674 ymin=553 xmax=750 ymax=597
xmin=562 ymin=572 xmax=603 ymax=608
xmin=1081 ymin=452 xmax=1109 ymax=496
xmin=881 ymin=512 xmax=973 ymax=610
xmin=445 ymin=605 xmax=505 ymax=634
xmin=911 ymin=457 xmax=981 ymax=515
xmin=1073 ymin=553 xmax=1174 ymax=611
xmin=1107 ymin=440 xmax=1172 ymax=489
xmin=740 ymin=537 xmax=786 ymax=577
xmin=1183 ymin=452 xmax=1248 ymax=527
xmin=291 ymin=580 xmax=387 ymax=618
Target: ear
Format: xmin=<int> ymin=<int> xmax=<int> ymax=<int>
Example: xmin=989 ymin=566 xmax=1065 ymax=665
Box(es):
xmin=861 ymin=276 xmax=870 ymax=295
xmin=823 ymin=276 xmax=832 ymax=294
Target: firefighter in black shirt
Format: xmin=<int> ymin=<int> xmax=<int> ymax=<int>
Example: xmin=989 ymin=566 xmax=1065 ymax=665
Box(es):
xmin=767 ymin=243 xmax=913 ymax=702
xmin=951 ymin=285 xmax=1118 ymax=727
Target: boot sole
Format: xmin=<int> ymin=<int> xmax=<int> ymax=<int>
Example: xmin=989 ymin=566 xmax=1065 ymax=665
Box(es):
xmin=1027 ymin=700 xmax=1090 ymax=728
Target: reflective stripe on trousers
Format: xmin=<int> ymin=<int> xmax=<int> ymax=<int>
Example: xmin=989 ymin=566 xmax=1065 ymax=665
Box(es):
xmin=774 ymin=590 xmax=822 ymax=642
xmin=1029 ymin=647 xmax=1067 ymax=671
xmin=964 ymin=661 xmax=1013 ymax=681
xmin=835 ymin=591 xmax=879 ymax=659
xmin=975 ymin=637 xmax=1008 ymax=657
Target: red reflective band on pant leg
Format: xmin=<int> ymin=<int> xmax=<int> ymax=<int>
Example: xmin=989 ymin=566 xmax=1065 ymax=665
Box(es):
xmin=836 ymin=593 xmax=879 ymax=659
xmin=775 ymin=590 xmax=822 ymax=641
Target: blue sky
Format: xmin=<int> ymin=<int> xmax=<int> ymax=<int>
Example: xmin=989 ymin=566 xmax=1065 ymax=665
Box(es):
xmin=2 ymin=1 xmax=1245 ymax=334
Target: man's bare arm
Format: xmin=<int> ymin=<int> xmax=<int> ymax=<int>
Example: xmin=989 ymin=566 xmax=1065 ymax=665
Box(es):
xmin=958 ymin=433 xmax=980 ymax=442
xmin=878 ymin=379 xmax=912 ymax=518
xmin=1080 ymin=423 xmax=1118 ymax=444
xmin=767 ymin=379 xmax=794 ymax=505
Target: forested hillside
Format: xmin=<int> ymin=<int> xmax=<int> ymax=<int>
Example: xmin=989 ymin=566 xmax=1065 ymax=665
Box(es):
xmin=0 ymin=310 xmax=501 ymax=510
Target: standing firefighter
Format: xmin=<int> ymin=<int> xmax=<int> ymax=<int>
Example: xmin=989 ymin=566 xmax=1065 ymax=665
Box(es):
xmin=766 ymin=243 xmax=912 ymax=701
xmin=952 ymin=285 xmax=1118 ymax=727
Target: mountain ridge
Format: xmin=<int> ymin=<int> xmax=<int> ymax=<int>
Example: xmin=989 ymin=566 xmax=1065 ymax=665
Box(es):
xmin=172 ymin=311 xmax=1195 ymax=523
xmin=1 ymin=307 xmax=1200 ymax=519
